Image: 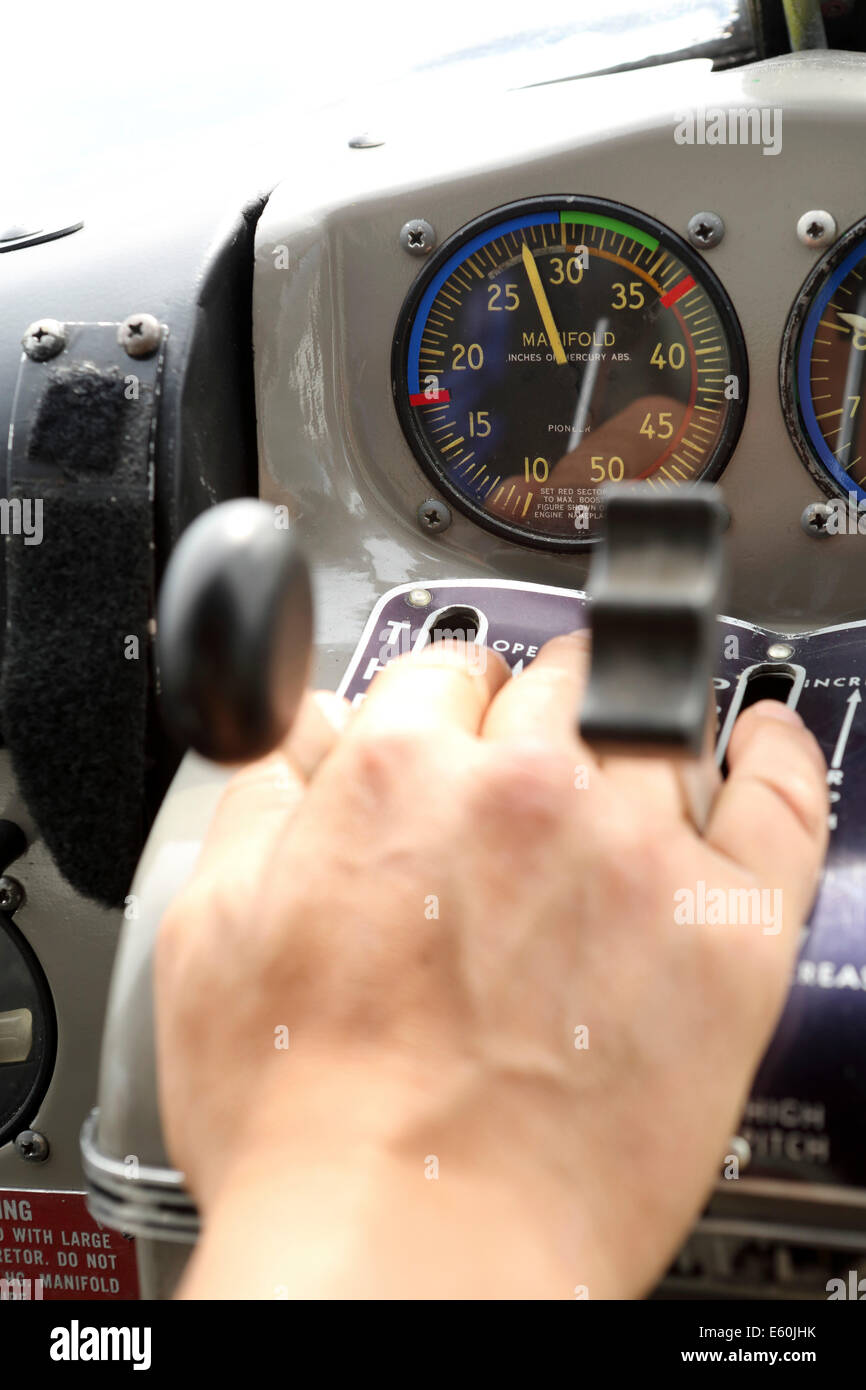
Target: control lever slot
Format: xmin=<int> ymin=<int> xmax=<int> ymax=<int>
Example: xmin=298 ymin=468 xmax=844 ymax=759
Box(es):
xmin=414 ymin=605 xmax=487 ymax=651
xmin=715 ymin=662 xmax=806 ymax=768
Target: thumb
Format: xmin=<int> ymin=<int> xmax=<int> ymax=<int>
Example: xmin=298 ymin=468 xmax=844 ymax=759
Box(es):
xmin=704 ymin=700 xmax=828 ymax=934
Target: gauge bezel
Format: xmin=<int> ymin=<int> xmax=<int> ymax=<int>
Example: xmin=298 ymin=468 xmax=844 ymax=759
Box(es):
xmin=780 ymin=214 xmax=866 ymax=504
xmin=0 ymin=914 xmax=57 ymax=1149
xmin=392 ymin=195 xmax=750 ymax=551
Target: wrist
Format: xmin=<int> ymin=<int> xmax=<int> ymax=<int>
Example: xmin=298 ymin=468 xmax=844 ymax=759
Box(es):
xmin=177 ymin=1054 xmax=614 ymax=1300
xmin=181 ymin=1140 xmax=588 ymax=1301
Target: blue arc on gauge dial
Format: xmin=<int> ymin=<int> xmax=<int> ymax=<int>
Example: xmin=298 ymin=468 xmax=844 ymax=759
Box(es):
xmin=794 ymin=234 xmax=866 ymax=502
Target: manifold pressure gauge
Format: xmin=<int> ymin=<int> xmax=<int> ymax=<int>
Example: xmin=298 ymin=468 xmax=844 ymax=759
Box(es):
xmin=393 ymin=196 xmax=748 ymax=550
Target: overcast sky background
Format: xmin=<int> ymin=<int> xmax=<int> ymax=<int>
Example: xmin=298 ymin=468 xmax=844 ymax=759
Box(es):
xmin=0 ymin=2 xmax=734 ymax=216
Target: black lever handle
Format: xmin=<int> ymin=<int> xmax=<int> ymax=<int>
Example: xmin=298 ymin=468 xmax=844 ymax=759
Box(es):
xmin=579 ymin=485 xmax=727 ymax=758
xmin=156 ymin=499 xmax=313 ymax=763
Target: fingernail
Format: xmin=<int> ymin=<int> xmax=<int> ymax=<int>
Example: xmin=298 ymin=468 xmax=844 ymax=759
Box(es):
xmin=749 ymin=700 xmax=804 ymax=727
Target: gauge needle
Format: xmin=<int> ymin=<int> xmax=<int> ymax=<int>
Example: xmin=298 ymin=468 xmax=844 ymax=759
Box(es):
xmin=521 ymin=242 xmax=568 ymax=365
xmin=568 ymin=316 xmax=608 ymax=452
xmin=836 ymin=288 xmax=866 ymax=466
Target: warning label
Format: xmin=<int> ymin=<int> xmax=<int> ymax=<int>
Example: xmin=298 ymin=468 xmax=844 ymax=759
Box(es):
xmin=0 ymin=1189 xmax=139 ymax=1300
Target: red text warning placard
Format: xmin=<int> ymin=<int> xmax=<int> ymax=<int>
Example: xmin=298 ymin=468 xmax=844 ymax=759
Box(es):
xmin=0 ymin=1189 xmax=139 ymax=1299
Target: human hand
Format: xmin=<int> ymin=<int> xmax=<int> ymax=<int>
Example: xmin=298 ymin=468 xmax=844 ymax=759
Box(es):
xmin=155 ymin=634 xmax=827 ymax=1299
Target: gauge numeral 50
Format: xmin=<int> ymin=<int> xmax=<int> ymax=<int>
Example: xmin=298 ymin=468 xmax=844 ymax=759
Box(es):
xmin=590 ymin=455 xmax=625 ymax=482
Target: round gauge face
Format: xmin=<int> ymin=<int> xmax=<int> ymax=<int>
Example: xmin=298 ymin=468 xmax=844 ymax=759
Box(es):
xmin=392 ymin=196 xmax=748 ymax=550
xmin=781 ymin=217 xmax=866 ymax=502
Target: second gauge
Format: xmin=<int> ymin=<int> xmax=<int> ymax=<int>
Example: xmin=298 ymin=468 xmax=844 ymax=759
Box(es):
xmin=781 ymin=214 xmax=866 ymax=502
xmin=393 ymin=196 xmax=749 ymax=549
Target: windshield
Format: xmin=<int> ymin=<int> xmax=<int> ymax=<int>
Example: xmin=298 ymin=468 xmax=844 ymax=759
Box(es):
xmin=2 ymin=0 xmax=749 ymax=211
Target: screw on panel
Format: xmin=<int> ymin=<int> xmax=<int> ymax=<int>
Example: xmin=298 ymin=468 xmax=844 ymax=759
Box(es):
xmin=686 ymin=212 xmax=724 ymax=250
xmin=14 ymin=1130 xmax=49 ymax=1162
xmin=348 ymin=134 xmax=385 ymax=148
xmin=22 ymin=318 xmax=66 ymax=361
xmin=0 ymin=876 xmax=25 ymax=914
xmin=118 ymin=312 xmax=162 ymax=358
xmin=801 ymin=501 xmax=835 ymax=537
xmin=797 ymin=211 xmax=837 ymax=249
xmin=406 ymin=587 xmax=432 ymax=608
xmin=400 ymin=219 xmax=436 ymax=256
xmin=417 ymin=499 xmax=451 ymax=534
xmin=767 ymin=642 xmax=795 ymax=661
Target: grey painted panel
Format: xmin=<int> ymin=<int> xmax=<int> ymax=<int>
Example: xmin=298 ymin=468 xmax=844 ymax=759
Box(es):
xmin=254 ymin=52 xmax=866 ymax=692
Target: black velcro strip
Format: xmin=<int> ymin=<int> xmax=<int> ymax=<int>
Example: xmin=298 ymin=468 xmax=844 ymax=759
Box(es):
xmin=3 ymin=344 xmax=158 ymax=905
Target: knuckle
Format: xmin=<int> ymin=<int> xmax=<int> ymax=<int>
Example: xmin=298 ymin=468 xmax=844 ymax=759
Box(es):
xmin=605 ymin=816 xmax=676 ymax=905
xmin=775 ymin=769 xmax=829 ymax=844
xmin=335 ymin=727 xmax=461 ymax=811
xmin=750 ymin=762 xmax=828 ymax=844
xmin=731 ymin=714 xmax=828 ymax=842
xmin=467 ymin=741 xmax=573 ymax=833
xmin=342 ymin=727 xmax=430 ymax=783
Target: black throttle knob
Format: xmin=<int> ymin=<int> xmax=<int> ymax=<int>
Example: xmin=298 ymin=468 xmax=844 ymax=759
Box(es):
xmin=156 ymin=499 xmax=312 ymax=763
xmin=580 ymin=485 xmax=727 ymax=755
xmin=579 ymin=486 xmax=727 ymax=828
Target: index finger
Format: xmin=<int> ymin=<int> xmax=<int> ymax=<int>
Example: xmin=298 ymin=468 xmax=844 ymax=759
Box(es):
xmin=347 ymin=639 xmax=510 ymax=740
xmin=481 ymin=630 xmax=597 ymax=758
xmin=195 ymin=690 xmax=350 ymax=886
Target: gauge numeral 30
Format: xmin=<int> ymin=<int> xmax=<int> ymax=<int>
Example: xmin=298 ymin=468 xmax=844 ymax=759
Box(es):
xmin=548 ymin=255 xmax=585 ymax=286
